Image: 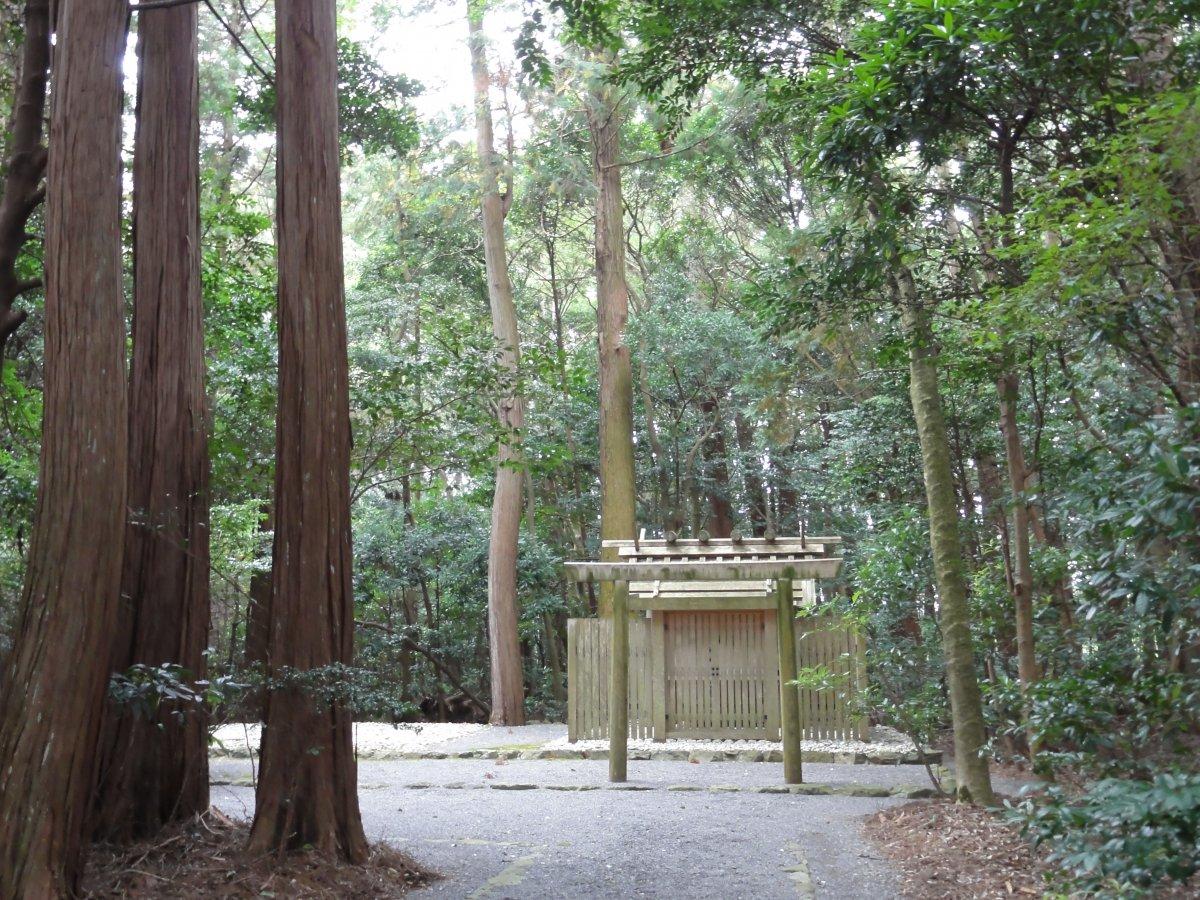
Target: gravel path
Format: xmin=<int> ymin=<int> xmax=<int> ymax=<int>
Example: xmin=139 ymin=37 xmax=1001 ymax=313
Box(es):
xmin=212 ymin=757 xmax=911 ymax=898
xmin=213 ymin=757 xmax=938 ymax=793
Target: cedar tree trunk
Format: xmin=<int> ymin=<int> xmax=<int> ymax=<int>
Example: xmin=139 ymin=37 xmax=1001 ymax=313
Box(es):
xmin=245 ymin=0 xmax=369 ymax=860
xmin=0 ymin=0 xmax=130 ymax=891
xmin=92 ymin=1 xmax=210 ymax=842
xmin=467 ymin=0 xmax=525 ymax=725
xmin=0 ymin=0 xmax=50 ymax=357
xmin=588 ymin=72 xmax=637 ymax=615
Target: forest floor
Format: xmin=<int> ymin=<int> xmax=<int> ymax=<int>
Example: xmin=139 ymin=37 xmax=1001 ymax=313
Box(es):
xmin=82 ymin=808 xmax=434 ymax=898
xmin=212 ymin=756 xmax=917 ymax=898
xmin=864 ymin=799 xmax=1053 ymax=899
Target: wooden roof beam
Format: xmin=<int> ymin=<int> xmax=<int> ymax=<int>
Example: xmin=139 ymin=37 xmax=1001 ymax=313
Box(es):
xmin=562 ymin=558 xmax=843 ymax=583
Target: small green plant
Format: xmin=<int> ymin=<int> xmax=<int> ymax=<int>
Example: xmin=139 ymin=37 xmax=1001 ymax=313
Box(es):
xmin=1012 ymin=772 xmax=1200 ymax=897
xmin=108 ymin=662 xmax=247 ymax=726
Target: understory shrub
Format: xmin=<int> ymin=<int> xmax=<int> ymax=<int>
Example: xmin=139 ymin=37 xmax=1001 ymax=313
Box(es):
xmin=1013 ymin=772 xmax=1200 ymax=897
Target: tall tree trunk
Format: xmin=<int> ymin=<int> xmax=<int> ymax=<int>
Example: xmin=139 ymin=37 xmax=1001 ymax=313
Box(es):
xmin=0 ymin=0 xmax=50 ymax=357
xmin=588 ymin=71 xmax=637 ymax=614
xmin=0 ymin=0 xmax=130 ymax=891
xmin=92 ymin=2 xmax=209 ymax=843
xmin=971 ymin=172 xmax=1041 ymax=704
xmin=895 ymin=273 xmax=995 ymax=806
xmin=997 ymin=371 xmax=1039 ymax=691
xmin=467 ymin=0 xmax=525 ymax=725
xmin=245 ymin=0 xmax=368 ymax=861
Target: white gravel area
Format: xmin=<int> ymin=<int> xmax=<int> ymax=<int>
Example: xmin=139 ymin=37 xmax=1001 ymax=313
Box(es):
xmin=210 ymin=722 xmax=485 ymax=758
xmin=542 ymin=724 xmax=919 ymax=756
xmin=210 ymin=722 xmax=925 ymax=760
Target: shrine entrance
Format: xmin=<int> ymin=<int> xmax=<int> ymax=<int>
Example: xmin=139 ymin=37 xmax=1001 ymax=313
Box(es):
xmin=563 ymin=533 xmax=852 ymax=784
xmin=662 ymin=609 xmax=778 ymax=740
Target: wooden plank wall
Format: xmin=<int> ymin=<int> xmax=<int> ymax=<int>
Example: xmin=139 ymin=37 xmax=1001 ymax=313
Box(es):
xmin=567 ymin=616 xmax=654 ymax=741
xmin=795 ymin=614 xmax=864 ymax=741
xmin=568 ymin=612 xmax=868 ymax=742
xmin=663 ymin=611 xmax=774 ymax=739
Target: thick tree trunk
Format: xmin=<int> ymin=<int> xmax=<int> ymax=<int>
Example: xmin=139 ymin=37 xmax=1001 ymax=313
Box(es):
xmin=0 ymin=0 xmax=130 ymax=891
xmin=245 ymin=0 xmax=369 ymax=861
xmin=467 ymin=0 xmax=525 ymax=725
xmin=92 ymin=3 xmax=209 ymax=843
xmin=0 ymin=0 xmax=50 ymax=357
xmin=589 ymin=73 xmax=637 ymax=615
xmin=896 ymin=276 xmax=995 ymax=806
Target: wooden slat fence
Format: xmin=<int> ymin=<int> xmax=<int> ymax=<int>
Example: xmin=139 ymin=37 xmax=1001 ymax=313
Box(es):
xmin=567 ymin=617 xmax=654 ymax=741
xmin=568 ymin=611 xmax=867 ymax=742
xmin=663 ymin=610 xmax=777 ymax=739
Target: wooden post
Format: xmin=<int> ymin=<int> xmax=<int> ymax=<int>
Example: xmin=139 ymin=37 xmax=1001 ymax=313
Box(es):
xmin=855 ymin=629 xmax=871 ymax=741
xmin=567 ymin=618 xmax=578 ymax=742
xmin=651 ymin=611 xmax=667 ymax=741
xmin=776 ymin=577 xmax=803 ymax=783
xmin=609 ymin=579 xmax=629 ymax=781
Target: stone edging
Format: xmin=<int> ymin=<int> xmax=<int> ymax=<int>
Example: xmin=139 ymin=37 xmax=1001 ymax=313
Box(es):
xmin=348 ymin=747 xmax=943 ymax=765
xmin=212 ymin=776 xmax=949 ymax=799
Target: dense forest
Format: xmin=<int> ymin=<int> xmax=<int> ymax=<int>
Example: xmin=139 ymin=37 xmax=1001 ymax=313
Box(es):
xmin=0 ymin=0 xmax=1197 ymax=896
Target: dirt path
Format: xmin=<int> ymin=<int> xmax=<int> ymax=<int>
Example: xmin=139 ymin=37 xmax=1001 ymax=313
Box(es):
xmin=212 ymin=758 xmax=909 ymax=898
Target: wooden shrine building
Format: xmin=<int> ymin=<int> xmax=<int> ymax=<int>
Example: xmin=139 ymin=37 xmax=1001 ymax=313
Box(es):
xmin=563 ymin=534 xmax=865 ymax=783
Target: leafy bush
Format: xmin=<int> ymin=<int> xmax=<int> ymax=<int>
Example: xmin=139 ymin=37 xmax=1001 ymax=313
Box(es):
xmin=108 ymin=662 xmax=247 ymax=727
xmin=1013 ymin=773 xmax=1200 ymax=896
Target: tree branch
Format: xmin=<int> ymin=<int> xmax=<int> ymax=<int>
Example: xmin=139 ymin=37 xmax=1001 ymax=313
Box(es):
xmin=355 ymin=619 xmax=491 ymax=715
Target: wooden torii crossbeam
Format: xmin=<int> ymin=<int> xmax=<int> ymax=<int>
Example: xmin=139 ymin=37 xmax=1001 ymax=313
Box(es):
xmin=563 ymin=534 xmax=844 ymax=784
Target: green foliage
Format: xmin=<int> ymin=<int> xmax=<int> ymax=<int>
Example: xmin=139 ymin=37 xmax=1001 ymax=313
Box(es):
xmin=846 ymin=508 xmax=948 ymax=752
xmin=1013 ymin=773 xmax=1200 ymax=895
xmin=1 ymin=7 xmax=1198 ymax=887
xmin=108 ymin=663 xmax=247 ymax=727
xmin=238 ymin=38 xmax=421 ymax=159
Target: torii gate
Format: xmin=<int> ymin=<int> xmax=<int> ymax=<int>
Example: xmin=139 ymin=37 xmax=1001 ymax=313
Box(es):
xmin=563 ymin=534 xmax=843 ymax=784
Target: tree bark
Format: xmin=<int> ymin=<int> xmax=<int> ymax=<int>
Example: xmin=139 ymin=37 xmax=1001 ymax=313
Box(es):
xmin=0 ymin=0 xmax=50 ymax=358
xmin=467 ymin=0 xmax=525 ymax=725
xmin=997 ymin=371 xmax=1039 ymax=691
xmin=0 ymin=0 xmax=130 ymax=891
xmin=92 ymin=2 xmax=209 ymax=843
xmin=588 ymin=71 xmax=637 ymax=614
xmin=896 ymin=273 xmax=995 ymax=806
xmin=245 ymin=0 xmax=368 ymax=861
